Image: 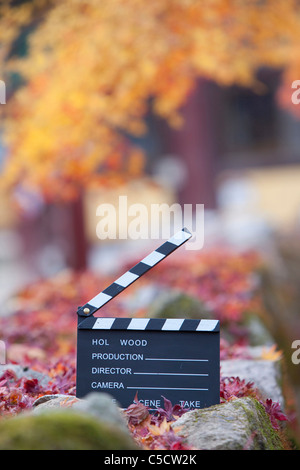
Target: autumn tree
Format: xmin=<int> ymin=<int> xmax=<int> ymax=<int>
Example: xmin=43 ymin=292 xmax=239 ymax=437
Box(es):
xmin=0 ymin=0 xmax=300 ymax=201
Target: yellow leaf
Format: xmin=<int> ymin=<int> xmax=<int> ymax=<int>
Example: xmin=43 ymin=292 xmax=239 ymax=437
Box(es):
xmin=260 ymin=345 xmax=282 ymax=361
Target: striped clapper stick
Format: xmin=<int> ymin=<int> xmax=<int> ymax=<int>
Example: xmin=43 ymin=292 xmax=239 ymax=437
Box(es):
xmin=76 ymin=227 xmax=220 ymax=410
xmin=77 ymin=227 xmax=192 ymax=318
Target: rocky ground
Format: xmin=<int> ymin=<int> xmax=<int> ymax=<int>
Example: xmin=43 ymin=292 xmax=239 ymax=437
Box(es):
xmin=0 ymin=251 xmax=297 ymax=450
xmin=0 ymin=339 xmax=290 ymax=450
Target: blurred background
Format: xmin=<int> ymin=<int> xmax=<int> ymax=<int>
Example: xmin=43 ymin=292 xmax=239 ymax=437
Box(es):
xmin=0 ymin=0 xmax=300 ymax=446
xmin=1 ymin=1 xmax=300 ymax=291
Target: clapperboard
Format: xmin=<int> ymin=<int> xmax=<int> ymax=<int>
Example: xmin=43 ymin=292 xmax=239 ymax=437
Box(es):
xmin=76 ymin=227 xmax=220 ymax=410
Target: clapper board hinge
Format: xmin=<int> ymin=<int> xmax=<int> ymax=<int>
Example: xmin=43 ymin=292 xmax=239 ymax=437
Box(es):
xmin=77 ymin=227 xmax=192 ymax=321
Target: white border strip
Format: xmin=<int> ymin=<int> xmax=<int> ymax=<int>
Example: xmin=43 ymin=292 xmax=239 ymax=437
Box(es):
xmin=92 ymin=318 xmax=115 ymax=329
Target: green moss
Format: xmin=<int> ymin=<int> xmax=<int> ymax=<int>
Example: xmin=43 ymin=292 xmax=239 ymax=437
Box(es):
xmin=237 ymin=398 xmax=284 ymax=450
xmin=0 ymin=411 xmax=138 ymax=450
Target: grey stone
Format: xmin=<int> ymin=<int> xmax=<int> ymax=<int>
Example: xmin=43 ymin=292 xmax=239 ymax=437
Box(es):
xmin=32 ymin=395 xmax=79 ymax=412
xmin=0 ymin=364 xmax=50 ymax=388
xmin=33 ymin=392 xmax=128 ymax=431
xmin=72 ymin=392 xmax=128 ymax=430
xmin=172 ymin=397 xmax=284 ymax=450
xmin=221 ymin=358 xmax=284 ymax=406
xmin=32 ymin=394 xmax=74 ymax=407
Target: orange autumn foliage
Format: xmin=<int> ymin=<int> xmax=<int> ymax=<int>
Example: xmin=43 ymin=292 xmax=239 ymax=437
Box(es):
xmin=0 ymin=0 xmax=300 ymax=201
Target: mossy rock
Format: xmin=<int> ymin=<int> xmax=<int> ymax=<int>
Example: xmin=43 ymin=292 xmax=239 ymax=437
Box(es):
xmin=172 ymin=397 xmax=285 ymax=450
xmin=148 ymin=291 xmax=211 ymax=319
xmin=0 ymin=411 xmax=138 ymax=450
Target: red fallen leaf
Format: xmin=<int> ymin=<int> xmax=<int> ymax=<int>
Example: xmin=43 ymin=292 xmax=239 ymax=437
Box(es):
xmin=261 ymin=399 xmax=288 ymax=430
xmin=146 ymin=421 xmax=192 ymax=450
xmin=152 ymin=396 xmax=189 ymax=423
xmin=220 ymin=376 xmax=257 ymax=401
xmin=22 ymin=378 xmax=40 ymax=394
xmin=125 ymin=405 xmax=149 ymax=426
xmin=0 ymin=369 xmax=17 ymax=383
xmin=164 ymin=430 xmax=191 ymax=450
xmin=7 ymin=389 xmax=23 ymax=406
xmin=125 ymin=392 xmax=149 ymax=425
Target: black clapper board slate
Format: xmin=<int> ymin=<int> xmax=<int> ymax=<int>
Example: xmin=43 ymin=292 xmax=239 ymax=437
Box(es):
xmin=76 ymin=227 xmax=220 ymax=410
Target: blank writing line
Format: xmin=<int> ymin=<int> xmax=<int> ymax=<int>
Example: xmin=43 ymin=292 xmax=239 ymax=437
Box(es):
xmin=145 ymin=358 xmax=208 ymax=362
xmin=127 ymin=387 xmax=209 ymax=391
xmin=133 ymin=372 xmax=208 ymax=376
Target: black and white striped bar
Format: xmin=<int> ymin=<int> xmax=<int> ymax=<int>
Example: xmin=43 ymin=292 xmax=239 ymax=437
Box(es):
xmin=78 ymin=317 xmax=219 ymax=332
xmin=77 ymin=227 xmax=192 ymax=318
